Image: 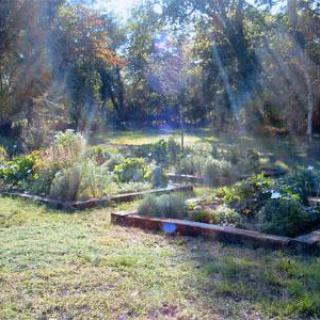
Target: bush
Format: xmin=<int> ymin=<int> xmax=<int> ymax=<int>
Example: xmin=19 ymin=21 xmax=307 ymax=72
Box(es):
xmin=106 ymin=154 xmax=124 ymax=171
xmin=192 ymin=142 xmax=212 ymax=158
xmin=151 ymin=166 xmax=168 ymax=188
xmin=138 ymin=194 xmax=186 ymax=218
xmin=79 ymin=162 xmax=112 ymax=199
xmin=54 ymin=129 xmax=85 ymax=150
xmin=114 ymin=158 xmax=149 ymax=183
xmin=217 ymin=174 xmax=274 ymax=216
xmin=49 ymin=165 xmax=82 ymax=201
xmin=167 ymin=137 xmax=180 ymax=164
xmin=0 ymin=152 xmax=39 ymax=190
xmin=193 ymin=205 xmax=241 ymax=226
xmin=0 ymin=145 xmax=8 ymax=161
xmin=50 ymin=130 xmax=86 ymax=164
xmin=176 ymin=155 xmax=207 ymax=176
xmin=215 ymin=205 xmax=241 ymax=225
xmin=152 ymin=139 xmax=168 ymax=164
xmin=85 ymin=146 xmax=111 ymax=165
xmin=221 ymin=174 xmax=273 ymax=204
xmin=279 ymin=166 xmax=320 ymax=204
xmin=203 ymin=159 xmax=233 ymax=186
xmin=236 ymin=148 xmax=260 ymax=175
xmin=223 ymin=146 xmax=242 ymax=164
xmin=258 ymin=195 xmax=320 ymax=237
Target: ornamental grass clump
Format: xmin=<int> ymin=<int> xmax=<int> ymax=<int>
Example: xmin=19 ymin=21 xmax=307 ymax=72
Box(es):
xmin=138 ymin=194 xmax=186 ymax=219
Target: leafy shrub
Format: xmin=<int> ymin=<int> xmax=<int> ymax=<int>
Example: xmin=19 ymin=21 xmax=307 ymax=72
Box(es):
xmin=176 ymin=155 xmax=207 ymax=176
xmin=152 ymin=139 xmax=168 ymax=164
xmin=279 ymin=166 xmax=320 ymax=204
xmin=203 ymin=159 xmax=233 ymax=186
xmin=0 ymin=145 xmax=8 ymax=161
xmin=192 ymin=142 xmax=212 ymax=158
xmin=85 ymin=146 xmax=111 ymax=165
xmin=214 ymin=205 xmax=241 ymax=225
xmin=218 ymin=174 xmax=273 ymax=214
xmin=193 ymin=205 xmax=241 ymax=226
xmin=33 ymin=130 xmax=87 ymax=193
xmin=151 ymin=166 xmax=168 ymax=188
xmin=79 ymin=162 xmax=112 ymax=199
xmin=49 ymin=165 xmax=82 ymax=201
xmin=223 ymin=146 xmax=242 ymax=164
xmin=211 ymin=144 xmax=220 ymax=159
xmin=193 ymin=211 xmax=217 ymax=224
xmin=138 ymin=194 xmax=186 ymax=218
xmin=0 ymin=137 xmax=20 ymax=156
xmin=167 ymin=137 xmax=180 ymax=164
xmin=54 ymin=129 xmax=85 ymax=150
xmin=0 ymin=152 xmax=39 ymax=189
xmin=114 ymin=158 xmax=149 ymax=183
xmin=106 ymin=154 xmax=124 ymax=171
xmin=258 ymin=195 xmax=320 ymax=237
xmin=236 ymin=148 xmax=260 ymax=175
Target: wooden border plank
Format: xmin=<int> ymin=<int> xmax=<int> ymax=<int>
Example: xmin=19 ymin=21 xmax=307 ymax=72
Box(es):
xmin=0 ymin=184 xmax=193 ymax=210
xmin=111 ymin=211 xmax=291 ymax=249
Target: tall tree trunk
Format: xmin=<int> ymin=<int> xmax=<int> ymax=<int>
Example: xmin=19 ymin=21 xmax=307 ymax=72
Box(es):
xmin=288 ymin=0 xmax=314 ymax=142
xmin=305 ymin=70 xmax=314 ymax=143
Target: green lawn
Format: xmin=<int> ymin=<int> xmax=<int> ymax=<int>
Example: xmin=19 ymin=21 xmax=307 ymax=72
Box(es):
xmin=1 ymin=197 xmax=320 ymax=319
xmin=89 ymin=128 xmax=219 ymax=146
xmin=89 ymin=128 xmax=316 ymax=169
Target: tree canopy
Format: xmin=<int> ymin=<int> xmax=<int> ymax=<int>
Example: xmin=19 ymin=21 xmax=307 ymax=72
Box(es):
xmin=0 ymin=0 xmax=320 ymax=147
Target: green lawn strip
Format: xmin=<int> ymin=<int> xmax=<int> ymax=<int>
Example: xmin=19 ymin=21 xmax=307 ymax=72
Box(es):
xmin=1 ymin=197 xmax=320 ymax=319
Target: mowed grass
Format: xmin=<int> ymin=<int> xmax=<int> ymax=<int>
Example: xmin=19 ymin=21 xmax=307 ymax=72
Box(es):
xmin=89 ymin=128 xmax=317 ymax=169
xmin=89 ymin=128 xmax=218 ymax=146
xmin=1 ymin=197 xmax=320 ymax=319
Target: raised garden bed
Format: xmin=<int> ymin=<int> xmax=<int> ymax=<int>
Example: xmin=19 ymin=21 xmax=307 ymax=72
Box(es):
xmin=0 ymin=184 xmax=193 ymax=210
xmin=111 ymin=210 xmax=320 ymax=251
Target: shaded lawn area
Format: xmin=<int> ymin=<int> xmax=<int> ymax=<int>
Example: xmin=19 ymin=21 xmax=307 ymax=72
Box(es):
xmin=89 ymin=128 xmax=320 ymax=169
xmin=89 ymin=128 xmax=218 ymax=146
xmin=1 ymin=197 xmax=320 ymax=319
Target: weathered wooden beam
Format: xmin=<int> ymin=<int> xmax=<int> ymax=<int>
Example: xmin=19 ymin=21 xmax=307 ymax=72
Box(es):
xmin=111 ymin=211 xmax=291 ymax=249
xmin=0 ymin=184 xmax=193 ymax=210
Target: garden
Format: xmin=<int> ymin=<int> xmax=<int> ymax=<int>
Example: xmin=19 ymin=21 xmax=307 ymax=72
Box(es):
xmin=1 ymin=130 xmax=320 ymax=243
xmin=2 ymin=0 xmax=320 ymax=318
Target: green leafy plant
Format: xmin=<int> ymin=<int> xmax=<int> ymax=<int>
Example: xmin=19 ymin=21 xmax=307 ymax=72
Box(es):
xmin=167 ymin=137 xmax=180 ymax=164
xmin=85 ymin=146 xmax=111 ymax=165
xmin=258 ymin=195 xmax=320 ymax=237
xmin=106 ymin=153 xmax=124 ymax=171
xmin=203 ymin=159 xmax=234 ymax=186
xmin=152 ymin=139 xmax=168 ymax=164
xmin=114 ymin=158 xmax=150 ymax=183
xmin=0 ymin=152 xmax=39 ymax=190
xmin=0 ymin=145 xmax=8 ymax=161
xmin=193 ymin=205 xmax=241 ymax=226
xmin=138 ymin=194 xmax=186 ymax=218
xmin=279 ymin=166 xmax=320 ymax=204
xmin=151 ymin=166 xmax=168 ymax=188
xmin=176 ymin=155 xmax=207 ymax=176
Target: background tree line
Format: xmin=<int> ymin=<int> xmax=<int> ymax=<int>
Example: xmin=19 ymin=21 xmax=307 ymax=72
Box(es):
xmin=0 ymin=0 xmax=320 ymax=149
